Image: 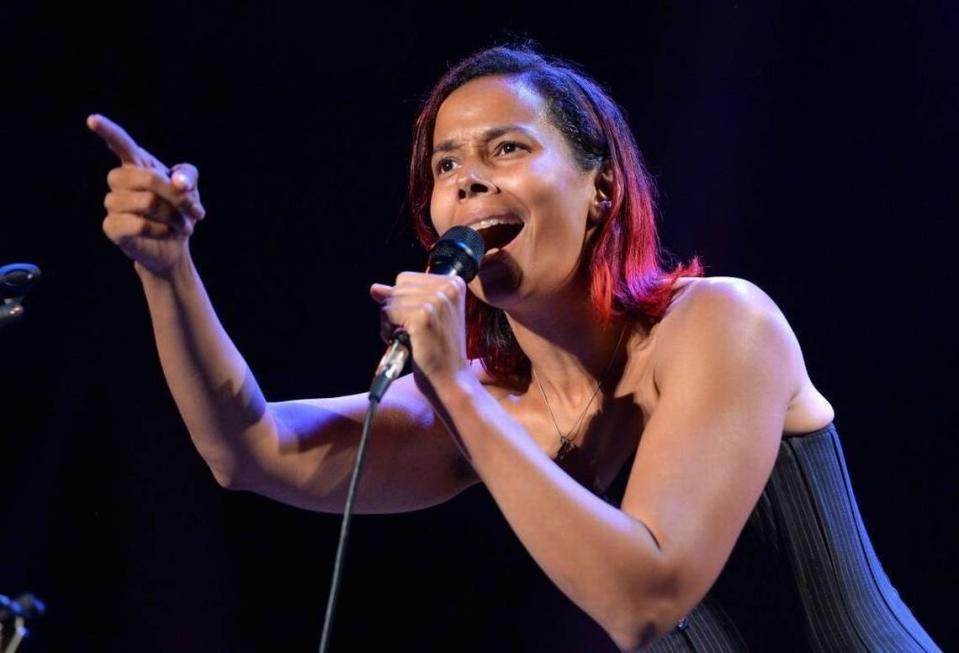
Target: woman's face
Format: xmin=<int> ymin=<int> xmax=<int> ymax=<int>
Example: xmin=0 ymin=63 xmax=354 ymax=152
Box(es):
xmin=429 ymin=75 xmax=604 ymax=310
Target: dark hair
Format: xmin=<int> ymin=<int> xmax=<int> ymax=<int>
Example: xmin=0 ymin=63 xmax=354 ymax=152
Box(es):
xmin=409 ymin=44 xmax=702 ymax=385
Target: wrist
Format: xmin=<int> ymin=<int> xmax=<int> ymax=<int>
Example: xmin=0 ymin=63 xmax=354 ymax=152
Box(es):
xmin=134 ymin=251 xmax=196 ymax=290
xmin=431 ymin=367 xmax=483 ymax=412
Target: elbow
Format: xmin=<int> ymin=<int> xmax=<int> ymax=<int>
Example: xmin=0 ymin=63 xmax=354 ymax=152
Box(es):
xmin=211 ymin=467 xmax=246 ymax=491
xmin=210 ymin=465 xmax=248 ymax=491
xmin=207 ymin=455 xmax=260 ymax=492
xmin=608 ymin=613 xmax=673 ymax=652
xmin=606 ymin=563 xmax=688 ymax=652
xmin=609 ymin=607 xmax=681 ymax=653
xmin=610 ymin=623 xmax=667 ymax=653
xmin=192 ymin=429 xmax=272 ymax=492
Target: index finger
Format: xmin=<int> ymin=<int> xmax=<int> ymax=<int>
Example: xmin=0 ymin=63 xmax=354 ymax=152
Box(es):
xmin=370 ymin=283 xmax=393 ymax=303
xmin=87 ymin=114 xmax=143 ymax=165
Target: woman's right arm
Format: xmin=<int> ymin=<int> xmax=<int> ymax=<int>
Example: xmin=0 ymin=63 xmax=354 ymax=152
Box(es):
xmin=90 ymin=115 xmax=478 ymax=514
xmin=141 ymin=259 xmax=478 ymax=513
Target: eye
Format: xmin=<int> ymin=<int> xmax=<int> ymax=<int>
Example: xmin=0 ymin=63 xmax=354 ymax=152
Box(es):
xmin=434 ymin=157 xmax=457 ymax=176
xmin=494 ymin=141 xmax=525 ymax=156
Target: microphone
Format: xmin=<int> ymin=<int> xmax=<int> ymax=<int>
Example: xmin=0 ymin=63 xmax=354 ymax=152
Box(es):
xmin=0 ymin=262 xmax=41 ymax=327
xmin=0 ymin=593 xmax=45 ymax=621
xmin=0 ymin=263 xmax=41 ymax=301
xmin=0 ymin=592 xmax=45 ymax=650
xmin=368 ymin=226 xmax=485 ymax=402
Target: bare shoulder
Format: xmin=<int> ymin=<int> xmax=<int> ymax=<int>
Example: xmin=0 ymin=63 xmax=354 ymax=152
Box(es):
xmin=660 ymin=276 xmax=794 ymax=342
xmin=653 ymin=276 xmax=835 ymax=434
xmin=653 ymin=276 xmax=805 ymax=392
xmin=667 ymin=276 xmax=786 ymax=321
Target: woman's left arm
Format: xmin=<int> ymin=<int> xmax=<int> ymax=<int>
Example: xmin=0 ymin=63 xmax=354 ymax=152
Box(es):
xmin=378 ymin=274 xmax=802 ymax=652
xmin=435 ymin=279 xmax=801 ymax=651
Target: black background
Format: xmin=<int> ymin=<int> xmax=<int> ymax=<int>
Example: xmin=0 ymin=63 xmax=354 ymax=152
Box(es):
xmin=1 ymin=2 xmax=955 ymax=651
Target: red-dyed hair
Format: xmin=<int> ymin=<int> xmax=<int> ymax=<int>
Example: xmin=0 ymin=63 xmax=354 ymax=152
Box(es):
xmin=409 ymin=44 xmax=702 ymax=385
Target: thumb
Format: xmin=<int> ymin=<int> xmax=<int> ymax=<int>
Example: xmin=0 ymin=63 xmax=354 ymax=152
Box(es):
xmin=171 ymin=163 xmax=199 ymax=191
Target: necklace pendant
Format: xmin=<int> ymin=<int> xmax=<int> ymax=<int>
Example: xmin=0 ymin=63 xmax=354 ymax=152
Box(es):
xmin=556 ymin=435 xmax=575 ymax=461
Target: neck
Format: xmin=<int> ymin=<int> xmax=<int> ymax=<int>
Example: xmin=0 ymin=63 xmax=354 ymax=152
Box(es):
xmin=504 ymin=285 xmax=634 ymax=409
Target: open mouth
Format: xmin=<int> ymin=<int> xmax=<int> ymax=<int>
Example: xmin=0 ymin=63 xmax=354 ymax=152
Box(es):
xmin=473 ymin=219 xmax=524 ymax=255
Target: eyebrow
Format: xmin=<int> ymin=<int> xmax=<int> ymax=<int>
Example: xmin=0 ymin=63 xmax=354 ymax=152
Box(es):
xmin=432 ymin=125 xmax=535 ymax=156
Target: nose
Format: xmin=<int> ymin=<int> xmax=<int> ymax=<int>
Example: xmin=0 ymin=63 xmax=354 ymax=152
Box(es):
xmin=456 ymin=167 xmax=496 ymax=200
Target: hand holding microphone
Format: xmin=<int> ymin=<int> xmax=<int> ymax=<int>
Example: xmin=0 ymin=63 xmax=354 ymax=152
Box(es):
xmin=368 ymin=226 xmax=485 ymax=401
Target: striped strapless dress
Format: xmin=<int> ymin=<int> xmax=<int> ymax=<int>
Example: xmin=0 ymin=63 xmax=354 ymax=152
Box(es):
xmin=622 ymin=422 xmax=942 ymax=652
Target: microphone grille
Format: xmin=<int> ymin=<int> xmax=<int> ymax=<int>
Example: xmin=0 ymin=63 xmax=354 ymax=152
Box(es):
xmin=442 ymin=226 xmax=485 ymax=259
xmin=429 ymin=226 xmax=485 ymax=282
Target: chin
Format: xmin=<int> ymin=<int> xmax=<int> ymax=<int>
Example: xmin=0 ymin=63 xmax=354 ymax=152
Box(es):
xmin=471 ymin=250 xmax=524 ymax=307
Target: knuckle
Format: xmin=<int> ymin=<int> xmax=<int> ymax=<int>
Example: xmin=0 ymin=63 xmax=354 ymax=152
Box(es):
xmin=103 ymin=213 xmax=129 ymax=240
xmin=126 ymin=167 xmax=160 ymax=190
xmin=106 ymin=167 xmax=125 ymax=188
xmin=123 ymin=167 xmax=148 ymax=188
xmin=144 ymin=193 xmax=164 ymax=213
xmin=122 ymin=166 xmax=139 ymax=180
xmin=442 ymin=279 xmax=462 ymax=299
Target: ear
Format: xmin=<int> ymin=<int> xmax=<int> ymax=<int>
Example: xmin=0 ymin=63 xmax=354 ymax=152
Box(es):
xmin=587 ymin=164 xmax=615 ymax=225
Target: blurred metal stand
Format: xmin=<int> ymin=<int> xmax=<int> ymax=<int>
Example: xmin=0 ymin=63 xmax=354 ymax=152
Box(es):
xmin=0 ymin=594 xmax=45 ymax=653
xmin=1 ymin=263 xmax=45 ymax=650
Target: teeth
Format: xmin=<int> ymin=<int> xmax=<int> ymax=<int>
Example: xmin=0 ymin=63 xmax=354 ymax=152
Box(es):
xmin=470 ymin=216 xmax=522 ymax=232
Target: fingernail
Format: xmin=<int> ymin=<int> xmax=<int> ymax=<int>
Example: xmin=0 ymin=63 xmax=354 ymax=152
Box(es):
xmin=172 ymin=171 xmax=193 ymax=190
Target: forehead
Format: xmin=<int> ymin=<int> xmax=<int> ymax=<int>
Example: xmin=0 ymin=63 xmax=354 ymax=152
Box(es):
xmin=433 ymin=76 xmax=549 ymax=144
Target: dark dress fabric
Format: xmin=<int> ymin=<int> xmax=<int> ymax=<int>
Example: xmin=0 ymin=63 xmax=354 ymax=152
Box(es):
xmin=603 ymin=422 xmax=940 ymax=652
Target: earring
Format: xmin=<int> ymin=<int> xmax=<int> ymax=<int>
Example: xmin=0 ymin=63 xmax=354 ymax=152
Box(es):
xmin=589 ymin=198 xmax=611 ymax=226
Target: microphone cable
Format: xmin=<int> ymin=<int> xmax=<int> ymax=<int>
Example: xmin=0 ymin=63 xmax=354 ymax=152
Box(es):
xmin=317 ymin=226 xmax=484 ymax=653
xmin=317 ymin=393 xmax=381 ymax=653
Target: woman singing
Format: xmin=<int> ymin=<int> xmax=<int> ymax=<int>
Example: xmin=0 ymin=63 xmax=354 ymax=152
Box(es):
xmin=88 ymin=45 xmax=940 ymax=651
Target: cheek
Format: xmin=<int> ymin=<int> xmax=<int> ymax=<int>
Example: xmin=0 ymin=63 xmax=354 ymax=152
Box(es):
xmin=522 ymin=160 xmax=591 ymax=238
xmin=429 ymin=189 xmax=452 ymax=236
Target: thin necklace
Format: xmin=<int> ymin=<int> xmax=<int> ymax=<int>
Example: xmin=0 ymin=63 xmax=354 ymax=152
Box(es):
xmin=531 ymin=323 xmax=629 ymax=462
